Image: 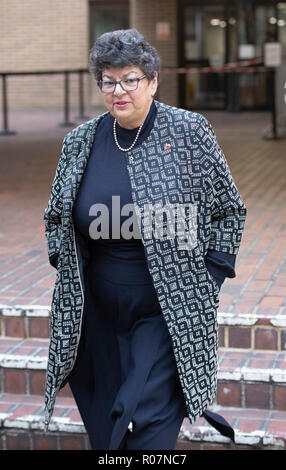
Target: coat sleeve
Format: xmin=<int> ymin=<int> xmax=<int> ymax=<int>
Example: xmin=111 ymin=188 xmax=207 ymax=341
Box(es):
xmin=43 ymin=133 xmax=71 ymax=269
xmin=195 ymin=114 xmax=247 ymax=255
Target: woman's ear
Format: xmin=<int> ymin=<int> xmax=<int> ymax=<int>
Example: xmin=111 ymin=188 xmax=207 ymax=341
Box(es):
xmin=151 ymin=72 xmax=158 ymax=97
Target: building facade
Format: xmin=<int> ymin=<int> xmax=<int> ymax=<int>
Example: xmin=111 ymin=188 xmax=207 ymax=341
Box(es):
xmin=0 ymin=0 xmax=285 ymax=111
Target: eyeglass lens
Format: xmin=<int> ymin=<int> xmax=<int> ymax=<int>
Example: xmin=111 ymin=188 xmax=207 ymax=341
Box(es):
xmin=99 ymin=76 xmax=145 ymax=93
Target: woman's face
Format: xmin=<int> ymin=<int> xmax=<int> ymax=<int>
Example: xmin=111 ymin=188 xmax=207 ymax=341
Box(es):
xmin=101 ymin=65 xmax=158 ymax=129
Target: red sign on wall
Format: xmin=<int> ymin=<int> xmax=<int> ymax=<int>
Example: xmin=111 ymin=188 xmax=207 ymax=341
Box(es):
xmin=156 ymin=22 xmax=170 ymax=40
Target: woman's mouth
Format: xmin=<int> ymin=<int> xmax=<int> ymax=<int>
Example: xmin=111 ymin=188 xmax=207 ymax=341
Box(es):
xmin=114 ymin=101 xmax=129 ymax=109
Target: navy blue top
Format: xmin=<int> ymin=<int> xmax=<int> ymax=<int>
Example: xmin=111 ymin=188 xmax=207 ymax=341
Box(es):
xmin=71 ymin=100 xmax=236 ymax=289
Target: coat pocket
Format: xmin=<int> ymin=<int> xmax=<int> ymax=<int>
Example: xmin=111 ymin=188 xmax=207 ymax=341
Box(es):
xmin=187 ymin=247 xmax=220 ymax=305
xmin=197 ymin=250 xmax=220 ymax=302
xmin=203 ymin=259 xmax=220 ymax=295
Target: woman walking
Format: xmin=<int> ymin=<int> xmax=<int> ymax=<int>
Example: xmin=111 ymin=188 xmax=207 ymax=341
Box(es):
xmin=43 ymin=29 xmax=247 ymax=450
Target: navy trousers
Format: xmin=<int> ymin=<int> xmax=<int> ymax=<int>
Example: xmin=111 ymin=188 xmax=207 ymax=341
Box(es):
xmin=68 ymin=250 xmax=187 ymax=451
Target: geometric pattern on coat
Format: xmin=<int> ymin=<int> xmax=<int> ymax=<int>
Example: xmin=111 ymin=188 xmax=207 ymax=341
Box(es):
xmin=43 ymin=100 xmax=247 ymax=430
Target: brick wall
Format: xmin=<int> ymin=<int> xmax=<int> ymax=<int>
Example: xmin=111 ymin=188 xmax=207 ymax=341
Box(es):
xmin=0 ymin=0 xmax=179 ymax=110
xmin=0 ymin=0 xmax=104 ymax=109
xmin=0 ymin=0 xmax=88 ymax=72
xmin=130 ymin=0 xmax=179 ymax=107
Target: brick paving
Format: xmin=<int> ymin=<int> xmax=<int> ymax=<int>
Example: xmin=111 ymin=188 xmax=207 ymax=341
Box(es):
xmin=0 ymin=107 xmax=285 ymax=316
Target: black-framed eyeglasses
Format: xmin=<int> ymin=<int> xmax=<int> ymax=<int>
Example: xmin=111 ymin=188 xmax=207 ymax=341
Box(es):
xmin=97 ymin=75 xmax=147 ymax=93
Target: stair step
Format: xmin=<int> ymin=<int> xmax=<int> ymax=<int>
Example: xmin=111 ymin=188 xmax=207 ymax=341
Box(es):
xmin=217 ymin=348 xmax=286 ymax=409
xmin=0 ymin=338 xmax=285 ymax=410
xmin=218 ymin=312 xmax=286 ymax=350
xmin=0 ymin=305 xmax=49 ymax=339
xmin=178 ymin=405 xmax=286 ymax=450
xmin=1 ymin=304 xmax=286 ymax=352
xmin=0 ymin=393 xmax=285 ymax=450
xmin=0 ymin=392 xmax=80 ymax=430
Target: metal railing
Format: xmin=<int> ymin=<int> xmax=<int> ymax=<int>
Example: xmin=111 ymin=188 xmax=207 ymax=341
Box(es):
xmin=0 ymin=69 xmax=90 ymax=135
xmin=1 ymin=65 xmax=284 ymax=140
xmin=161 ymin=60 xmax=282 ymax=140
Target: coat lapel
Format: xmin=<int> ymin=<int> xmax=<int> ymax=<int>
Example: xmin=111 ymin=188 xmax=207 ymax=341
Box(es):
xmin=62 ymin=100 xmax=180 ymax=226
xmin=62 ymin=112 xmax=108 ymax=223
xmin=61 ymin=101 xmax=171 ymax=226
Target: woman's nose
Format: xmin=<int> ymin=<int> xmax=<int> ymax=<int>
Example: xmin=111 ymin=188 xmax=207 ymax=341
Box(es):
xmin=113 ymin=82 xmax=126 ymax=95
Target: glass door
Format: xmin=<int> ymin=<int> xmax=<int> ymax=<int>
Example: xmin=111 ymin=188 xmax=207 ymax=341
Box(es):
xmin=236 ymin=2 xmax=277 ymax=110
xmin=181 ymin=1 xmax=278 ymax=111
xmin=88 ymin=1 xmax=129 ymax=107
xmin=183 ymin=4 xmax=227 ymax=110
xmin=89 ymin=0 xmax=129 ymax=46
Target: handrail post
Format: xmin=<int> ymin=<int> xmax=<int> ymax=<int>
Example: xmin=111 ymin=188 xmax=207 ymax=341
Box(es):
xmin=271 ymin=68 xmax=277 ymax=140
xmin=262 ymin=67 xmax=279 ymax=140
xmin=59 ymin=71 xmax=74 ymax=127
xmin=75 ymin=70 xmax=89 ymax=120
xmin=0 ymin=74 xmax=16 ymax=135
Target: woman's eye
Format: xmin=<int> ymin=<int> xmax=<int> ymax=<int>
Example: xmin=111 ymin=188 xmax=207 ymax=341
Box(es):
xmin=104 ymin=81 xmax=114 ymax=86
xmin=124 ymin=78 xmax=136 ymax=84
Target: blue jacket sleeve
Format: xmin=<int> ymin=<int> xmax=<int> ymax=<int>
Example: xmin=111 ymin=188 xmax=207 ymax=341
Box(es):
xmin=205 ymin=249 xmax=236 ymax=290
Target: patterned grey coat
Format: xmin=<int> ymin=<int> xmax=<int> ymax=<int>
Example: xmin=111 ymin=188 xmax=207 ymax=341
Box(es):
xmin=43 ymin=100 xmax=247 ymax=430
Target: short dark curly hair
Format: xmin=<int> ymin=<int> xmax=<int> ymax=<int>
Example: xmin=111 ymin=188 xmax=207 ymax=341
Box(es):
xmin=89 ymin=29 xmax=161 ymax=83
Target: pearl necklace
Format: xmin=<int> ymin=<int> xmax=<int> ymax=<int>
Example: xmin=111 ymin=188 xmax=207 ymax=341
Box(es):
xmin=113 ymin=118 xmax=144 ymax=152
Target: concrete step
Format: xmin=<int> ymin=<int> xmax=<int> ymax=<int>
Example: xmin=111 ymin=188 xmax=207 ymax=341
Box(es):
xmin=219 ymin=312 xmax=286 ymax=351
xmin=1 ymin=304 xmax=286 ymax=352
xmin=0 ymin=305 xmax=50 ymax=340
xmin=0 ymin=392 xmax=89 ymax=450
xmin=217 ymin=348 xmax=286 ymax=410
xmin=178 ymin=404 xmax=286 ymax=450
xmin=0 ymin=393 xmax=285 ymax=450
xmin=0 ymin=337 xmax=285 ymax=410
